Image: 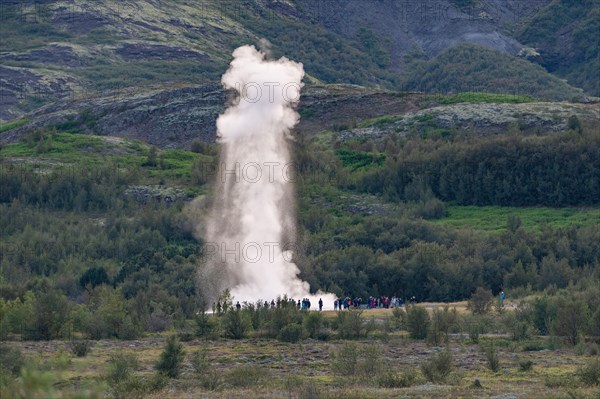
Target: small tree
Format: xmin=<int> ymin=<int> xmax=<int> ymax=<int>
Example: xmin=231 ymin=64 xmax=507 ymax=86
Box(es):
xmin=195 ymin=308 xmax=217 ymax=338
xmin=336 ymin=309 xmax=366 ymax=339
xmin=483 ymin=342 xmax=500 ymax=372
xmin=427 ymin=306 xmax=458 ymax=346
xmin=406 ymin=305 xmax=430 ymax=340
xmin=468 ymin=287 xmax=493 ymax=315
xmin=567 ymin=115 xmax=583 ymax=133
xmin=221 ymin=308 xmax=251 ymax=339
xmin=156 ymin=335 xmax=185 ymax=378
xmin=507 ymin=214 xmax=522 ymax=233
xmin=145 ymin=146 xmax=158 ymax=167
xmin=551 ymin=298 xmax=589 ymax=346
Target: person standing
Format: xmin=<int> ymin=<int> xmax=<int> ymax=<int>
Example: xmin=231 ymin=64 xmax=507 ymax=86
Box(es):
xmin=318 ymin=298 xmax=323 ymax=311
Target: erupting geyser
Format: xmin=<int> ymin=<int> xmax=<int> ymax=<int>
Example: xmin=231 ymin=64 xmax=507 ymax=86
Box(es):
xmin=198 ymin=44 xmax=335 ymax=308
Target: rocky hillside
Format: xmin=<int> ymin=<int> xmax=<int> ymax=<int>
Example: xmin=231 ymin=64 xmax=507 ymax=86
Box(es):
xmin=2 ymin=82 xmax=596 ymax=149
xmin=1 ymin=0 xmax=598 ymax=125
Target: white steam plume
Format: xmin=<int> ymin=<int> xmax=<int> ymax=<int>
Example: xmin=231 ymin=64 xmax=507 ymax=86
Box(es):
xmin=198 ymin=45 xmax=335 ymax=308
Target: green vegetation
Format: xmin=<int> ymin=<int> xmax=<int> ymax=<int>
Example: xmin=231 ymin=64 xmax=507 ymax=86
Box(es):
xmin=517 ymin=0 xmax=600 ymax=96
xmin=155 ymin=336 xmax=184 ymax=378
xmin=435 ymin=205 xmax=600 ymax=233
xmin=420 ymin=350 xmax=453 ymax=383
xmin=0 ymin=282 xmax=599 ymax=397
xmin=359 ymin=130 xmax=600 ymax=207
xmin=401 ymin=44 xmax=584 ymax=100
xmin=437 ymin=92 xmax=536 ymax=104
xmin=0 ymin=118 xmax=28 ymax=133
xmin=223 ymin=1 xmax=398 ymax=88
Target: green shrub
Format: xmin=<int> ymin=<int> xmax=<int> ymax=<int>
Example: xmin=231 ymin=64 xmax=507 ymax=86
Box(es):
xmin=190 ymin=347 xmax=209 ymax=375
xmin=221 ymin=309 xmax=251 ymax=339
xmin=0 ymin=343 xmax=25 ymax=376
xmin=284 ymin=377 xmax=321 ymax=399
xmin=109 ymin=373 xmax=167 ymax=399
xmin=377 ymin=369 xmax=417 ymax=388
xmin=303 ymin=312 xmax=324 ymax=339
xmin=483 ymin=343 xmax=500 ymax=372
xmin=155 ymin=335 xmax=185 ymax=378
xmin=24 ymin=290 xmax=71 ymax=340
xmin=336 ymin=310 xmax=367 ymax=339
xmin=277 ymin=323 xmax=304 ymax=343
xmin=427 ymin=306 xmax=457 ymax=346
xmin=568 ymin=115 xmax=583 ymax=133
xmin=519 ymin=360 xmax=534 ymax=372
xmin=578 ymin=357 xmax=600 ymax=386
xmin=360 ymin=345 xmax=383 ymax=376
xmin=107 ymin=353 xmax=139 ymax=384
xmin=511 ymin=320 xmax=533 ymax=341
xmin=420 ymin=350 xmax=453 ymax=383
xmin=195 ymin=310 xmax=218 ymax=338
xmin=551 ymin=298 xmax=589 ymax=346
xmin=468 ymin=322 xmax=483 ymax=344
xmin=200 ymin=368 xmax=224 ymax=391
xmin=391 ymin=307 xmax=405 ymax=330
xmin=69 ymin=340 xmax=92 ymax=357
xmin=331 ymin=342 xmax=359 ymax=376
xmin=406 ymin=306 xmax=430 ymax=340
xmin=468 ymin=287 xmax=493 ymax=315
xmin=226 ymin=365 xmax=268 ymax=388
xmin=298 ymin=380 xmax=320 ymax=399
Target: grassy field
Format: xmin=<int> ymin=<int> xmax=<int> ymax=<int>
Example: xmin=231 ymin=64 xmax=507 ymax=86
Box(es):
xmin=0 ymin=118 xmax=29 ymax=133
xmin=434 ymin=205 xmax=600 ymax=233
xmin=6 ymin=312 xmax=599 ymax=399
xmin=0 ymin=131 xmax=211 ymax=185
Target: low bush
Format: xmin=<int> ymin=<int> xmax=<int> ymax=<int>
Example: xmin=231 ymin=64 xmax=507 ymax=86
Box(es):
xmin=278 ymin=323 xmax=304 ymax=343
xmin=519 ymin=360 xmax=534 ymax=372
xmin=578 ymin=357 xmax=600 ymax=386
xmin=303 ymin=312 xmax=324 ymax=339
xmin=420 ymin=350 xmax=453 ymax=383
xmin=226 ymin=365 xmax=268 ymax=388
xmin=106 ymin=353 xmax=139 ymax=384
xmin=190 ymin=347 xmax=209 ymax=375
xmin=330 ymin=342 xmax=384 ymax=379
xmin=0 ymin=343 xmax=25 ymax=376
xmin=331 ymin=342 xmax=359 ymax=376
xmin=377 ymin=369 xmax=417 ymax=388
xmin=69 ymin=340 xmax=92 ymax=357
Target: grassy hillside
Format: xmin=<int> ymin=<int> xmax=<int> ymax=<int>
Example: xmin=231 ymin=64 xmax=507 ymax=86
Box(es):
xmin=1 ymin=0 xmax=593 ymax=123
xmin=401 ymin=44 xmax=585 ymax=100
xmin=517 ymin=0 xmax=600 ymax=96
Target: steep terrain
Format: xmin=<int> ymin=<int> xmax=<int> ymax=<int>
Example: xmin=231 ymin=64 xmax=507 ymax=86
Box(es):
xmin=1 ymin=0 xmax=597 ymax=124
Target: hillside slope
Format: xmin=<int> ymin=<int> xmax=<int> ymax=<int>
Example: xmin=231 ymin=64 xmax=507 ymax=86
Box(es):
xmin=1 ymin=0 xmax=596 ymax=123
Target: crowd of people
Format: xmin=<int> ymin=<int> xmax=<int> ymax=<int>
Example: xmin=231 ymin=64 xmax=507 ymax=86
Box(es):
xmin=334 ymin=295 xmax=414 ymax=310
xmin=213 ymin=294 xmax=414 ymax=314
